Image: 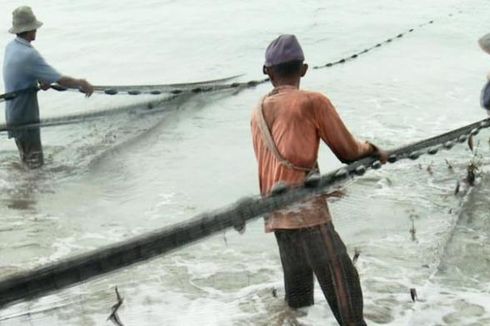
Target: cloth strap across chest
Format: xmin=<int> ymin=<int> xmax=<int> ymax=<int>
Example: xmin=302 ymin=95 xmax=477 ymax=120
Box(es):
xmin=256 ymin=96 xmax=318 ymax=173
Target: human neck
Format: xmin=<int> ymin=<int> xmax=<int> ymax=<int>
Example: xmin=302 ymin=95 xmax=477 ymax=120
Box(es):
xmin=18 ymin=33 xmax=34 ymax=43
xmin=272 ymin=78 xmax=300 ymax=89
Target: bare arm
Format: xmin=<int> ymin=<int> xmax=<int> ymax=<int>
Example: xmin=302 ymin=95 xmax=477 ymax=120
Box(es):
xmin=316 ymin=95 xmax=388 ymax=163
xmin=57 ymin=76 xmax=94 ymax=97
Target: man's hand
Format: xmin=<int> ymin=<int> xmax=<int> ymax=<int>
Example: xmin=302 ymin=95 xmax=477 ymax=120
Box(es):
xmin=368 ymin=142 xmax=389 ymax=164
xmin=39 ymin=82 xmax=51 ymax=91
xmin=78 ymin=79 xmax=94 ymax=97
xmin=57 ymin=76 xmax=94 ymax=97
xmin=375 ymin=148 xmax=389 ymax=164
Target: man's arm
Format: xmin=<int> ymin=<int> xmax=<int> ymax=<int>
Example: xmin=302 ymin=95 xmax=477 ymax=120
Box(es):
xmin=29 ymin=51 xmax=94 ymax=97
xmin=315 ymin=95 xmax=388 ymax=163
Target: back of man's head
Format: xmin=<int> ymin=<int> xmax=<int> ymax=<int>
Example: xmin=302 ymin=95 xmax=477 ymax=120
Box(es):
xmin=263 ymin=34 xmax=306 ymax=79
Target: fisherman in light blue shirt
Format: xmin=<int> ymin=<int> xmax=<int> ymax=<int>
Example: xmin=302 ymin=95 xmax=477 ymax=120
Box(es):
xmin=3 ymin=6 xmax=94 ymax=168
xmin=479 ymin=33 xmax=490 ymax=116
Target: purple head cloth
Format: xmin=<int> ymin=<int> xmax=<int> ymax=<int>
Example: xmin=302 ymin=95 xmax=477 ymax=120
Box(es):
xmin=264 ymin=34 xmax=305 ymax=67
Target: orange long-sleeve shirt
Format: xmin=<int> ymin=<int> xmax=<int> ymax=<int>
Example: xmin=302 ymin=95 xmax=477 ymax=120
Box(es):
xmin=251 ymin=85 xmax=375 ymax=232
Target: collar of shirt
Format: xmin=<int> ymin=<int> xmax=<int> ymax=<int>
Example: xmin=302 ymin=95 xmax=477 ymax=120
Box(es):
xmin=14 ymin=37 xmax=32 ymax=48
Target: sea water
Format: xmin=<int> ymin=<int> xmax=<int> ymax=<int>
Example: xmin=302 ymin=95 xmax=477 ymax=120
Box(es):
xmin=0 ymin=0 xmax=489 ymax=325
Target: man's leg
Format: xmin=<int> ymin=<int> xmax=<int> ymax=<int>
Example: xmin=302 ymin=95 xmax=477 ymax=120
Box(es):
xmin=15 ymin=129 xmax=44 ymax=168
xmin=303 ymin=223 xmax=366 ymax=326
xmin=14 ymin=138 xmax=26 ymax=163
xmin=275 ymin=230 xmax=314 ymax=308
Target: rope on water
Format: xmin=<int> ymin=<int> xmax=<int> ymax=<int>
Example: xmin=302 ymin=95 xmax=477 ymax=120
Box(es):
xmin=0 ymin=76 xmax=271 ymax=118
xmin=90 ymin=73 xmax=243 ymax=93
xmin=0 ymin=79 xmax=270 ymax=133
xmin=0 ymin=10 xmax=463 ymax=103
xmin=84 ymin=77 xmax=271 ymax=97
xmin=312 ymin=10 xmax=463 ymax=69
xmin=0 ymin=117 xmax=488 ymax=309
xmin=0 ymin=74 xmax=247 ymax=103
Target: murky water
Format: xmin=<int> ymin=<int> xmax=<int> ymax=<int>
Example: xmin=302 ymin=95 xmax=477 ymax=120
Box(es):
xmin=1 ymin=0 xmax=489 ymax=325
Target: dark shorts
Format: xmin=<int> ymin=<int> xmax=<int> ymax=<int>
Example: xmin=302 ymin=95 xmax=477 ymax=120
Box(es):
xmin=14 ymin=128 xmax=44 ymax=169
xmin=275 ymin=222 xmax=366 ymax=325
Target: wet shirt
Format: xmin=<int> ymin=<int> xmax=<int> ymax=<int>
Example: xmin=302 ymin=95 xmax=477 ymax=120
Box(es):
xmin=251 ymin=86 xmax=374 ymax=232
xmin=3 ymin=37 xmax=61 ymax=139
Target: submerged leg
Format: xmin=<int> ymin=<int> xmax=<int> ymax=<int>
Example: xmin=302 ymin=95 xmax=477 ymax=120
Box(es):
xmin=15 ymin=128 xmax=44 ymax=169
xmin=275 ymin=230 xmax=314 ymax=308
xmin=14 ymin=138 xmax=26 ymax=163
xmin=304 ymin=223 xmax=366 ymax=326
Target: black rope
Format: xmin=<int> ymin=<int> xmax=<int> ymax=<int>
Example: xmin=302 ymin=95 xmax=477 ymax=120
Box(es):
xmin=54 ymin=73 xmax=247 ymax=96
xmin=90 ymin=75 xmax=242 ymax=95
xmin=313 ymin=10 xmax=463 ymax=70
xmin=0 ymin=9 xmax=463 ymax=106
xmin=0 ymin=117 xmax=488 ymax=309
xmin=0 ymin=77 xmax=271 ymax=111
xmin=82 ymin=77 xmax=271 ymax=97
xmin=0 ymin=78 xmax=274 ymax=134
xmin=0 ymin=74 xmax=245 ymax=104
xmin=1 ymin=11 xmax=463 ymax=103
xmin=0 ymin=85 xmax=39 ymax=103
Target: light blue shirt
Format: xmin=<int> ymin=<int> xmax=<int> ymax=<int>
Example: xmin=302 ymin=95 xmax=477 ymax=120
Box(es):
xmin=3 ymin=37 xmax=61 ymax=139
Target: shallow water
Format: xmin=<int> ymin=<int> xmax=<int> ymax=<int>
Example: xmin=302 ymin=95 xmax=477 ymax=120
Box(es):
xmin=1 ymin=0 xmax=490 ymax=325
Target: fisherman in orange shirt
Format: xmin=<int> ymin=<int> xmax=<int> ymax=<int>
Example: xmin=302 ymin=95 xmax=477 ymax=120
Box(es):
xmin=251 ymin=34 xmax=388 ymax=325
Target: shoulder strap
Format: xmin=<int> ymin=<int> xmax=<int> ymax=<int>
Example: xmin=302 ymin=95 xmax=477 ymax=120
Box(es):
xmin=255 ymin=97 xmax=315 ymax=172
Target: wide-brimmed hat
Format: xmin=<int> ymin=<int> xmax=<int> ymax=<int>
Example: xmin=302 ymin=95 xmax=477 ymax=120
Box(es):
xmin=8 ymin=6 xmax=43 ymax=34
xmin=264 ymin=34 xmax=305 ymax=67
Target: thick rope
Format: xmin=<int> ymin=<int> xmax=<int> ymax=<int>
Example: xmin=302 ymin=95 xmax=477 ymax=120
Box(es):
xmin=58 ymin=73 xmax=245 ymax=96
xmin=0 ymin=79 xmax=271 ymax=133
xmin=0 ymin=80 xmax=268 ymax=133
xmin=0 ymin=85 xmax=39 ymax=103
xmin=0 ymin=79 xmax=273 ymax=133
xmin=0 ymin=117 xmax=488 ymax=309
xmin=0 ymin=74 xmax=244 ymax=104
